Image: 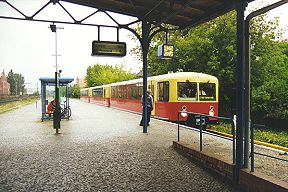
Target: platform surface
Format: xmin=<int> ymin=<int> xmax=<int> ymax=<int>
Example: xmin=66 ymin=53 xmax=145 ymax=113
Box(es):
xmin=0 ymin=99 xmax=286 ymax=191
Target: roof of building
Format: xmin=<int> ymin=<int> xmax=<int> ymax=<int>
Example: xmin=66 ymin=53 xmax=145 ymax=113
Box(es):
xmin=63 ymin=0 xmax=254 ymax=29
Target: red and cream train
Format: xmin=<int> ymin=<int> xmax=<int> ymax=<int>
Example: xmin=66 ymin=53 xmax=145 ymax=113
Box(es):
xmin=80 ymin=72 xmax=218 ymax=125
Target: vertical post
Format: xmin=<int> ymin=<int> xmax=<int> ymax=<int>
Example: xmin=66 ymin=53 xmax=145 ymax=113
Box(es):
xmin=235 ymin=1 xmax=247 ymax=182
xmin=50 ymin=24 xmax=61 ymax=133
xmin=251 ymin=124 xmax=254 ymax=172
xmin=66 ymin=84 xmax=69 ymax=108
xmin=53 ymin=71 xmax=60 ymax=133
xmin=244 ymin=16 xmax=251 ymax=168
xmin=141 ymin=20 xmax=150 ymax=133
xmin=232 ymin=115 xmax=237 ymax=164
xmin=199 ymin=115 xmax=203 ymax=151
xmin=41 ymin=82 xmax=45 ymax=121
xmin=177 ymin=112 xmax=180 ymax=142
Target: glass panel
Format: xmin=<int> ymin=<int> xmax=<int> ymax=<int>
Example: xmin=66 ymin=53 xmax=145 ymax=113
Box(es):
xmin=177 ymin=81 xmax=197 ymax=101
xmin=199 ymin=83 xmax=216 ymax=101
xmin=158 ymin=82 xmax=164 ymax=101
xmin=81 ymin=90 xmax=88 ymax=96
xmin=131 ymin=84 xmax=139 ymax=99
xmin=92 ymin=88 xmax=103 ymax=97
xmin=158 ymin=82 xmax=169 ymax=102
xmin=164 ymin=81 xmax=169 ymax=102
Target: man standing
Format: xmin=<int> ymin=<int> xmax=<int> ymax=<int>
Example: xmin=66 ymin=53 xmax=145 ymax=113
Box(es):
xmin=140 ymin=89 xmax=153 ymax=126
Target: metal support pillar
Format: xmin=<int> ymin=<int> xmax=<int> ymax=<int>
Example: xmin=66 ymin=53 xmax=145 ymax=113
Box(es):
xmin=243 ymin=14 xmax=251 ymax=169
xmin=41 ymin=82 xmax=46 ymax=121
xmin=244 ymin=0 xmax=288 ymax=169
xmin=53 ymin=71 xmax=61 ymax=133
xmin=235 ymin=1 xmax=247 ymax=182
xmin=141 ymin=20 xmax=150 ymax=133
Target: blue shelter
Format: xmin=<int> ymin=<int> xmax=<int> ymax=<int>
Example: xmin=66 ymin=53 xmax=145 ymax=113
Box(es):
xmin=39 ymin=77 xmax=74 ymax=121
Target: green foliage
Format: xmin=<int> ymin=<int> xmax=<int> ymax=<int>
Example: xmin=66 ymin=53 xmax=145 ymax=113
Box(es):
xmin=254 ymin=129 xmax=288 ymax=148
xmin=7 ymin=70 xmax=25 ymax=95
xmin=130 ymin=10 xmax=288 ymax=122
xmin=209 ymin=123 xmax=288 ymax=148
xmin=85 ymin=64 xmax=136 ymax=87
xmin=69 ymin=84 xmax=80 ymax=98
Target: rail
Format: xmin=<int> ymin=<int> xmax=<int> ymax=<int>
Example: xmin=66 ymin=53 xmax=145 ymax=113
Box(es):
xmin=177 ymin=111 xmax=236 ymax=164
xmin=250 ymin=123 xmax=288 ymax=172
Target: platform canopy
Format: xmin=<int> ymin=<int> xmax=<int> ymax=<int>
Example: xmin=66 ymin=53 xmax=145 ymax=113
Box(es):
xmin=39 ymin=77 xmax=74 ymax=86
xmin=63 ymin=0 xmax=255 ymax=29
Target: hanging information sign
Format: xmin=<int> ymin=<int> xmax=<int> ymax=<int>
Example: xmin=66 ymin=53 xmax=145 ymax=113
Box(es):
xmin=92 ymin=41 xmax=126 ymax=57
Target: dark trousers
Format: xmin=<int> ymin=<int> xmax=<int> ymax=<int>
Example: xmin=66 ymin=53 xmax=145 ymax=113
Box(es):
xmin=140 ymin=108 xmax=152 ymax=126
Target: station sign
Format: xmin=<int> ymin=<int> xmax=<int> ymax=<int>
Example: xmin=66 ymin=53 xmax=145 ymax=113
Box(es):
xmin=158 ymin=44 xmax=175 ymax=59
xmin=92 ymin=41 xmax=126 ymax=57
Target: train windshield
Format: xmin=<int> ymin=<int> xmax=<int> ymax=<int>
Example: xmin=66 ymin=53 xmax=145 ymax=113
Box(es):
xmin=199 ymin=83 xmax=216 ymax=101
xmin=177 ymin=82 xmax=197 ymax=100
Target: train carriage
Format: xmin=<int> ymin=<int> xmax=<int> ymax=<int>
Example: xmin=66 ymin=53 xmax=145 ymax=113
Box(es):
xmin=80 ymin=88 xmax=91 ymax=103
xmin=90 ymin=85 xmax=110 ymax=107
xmin=80 ymin=72 xmax=218 ymax=126
xmin=151 ymin=72 xmax=218 ymax=124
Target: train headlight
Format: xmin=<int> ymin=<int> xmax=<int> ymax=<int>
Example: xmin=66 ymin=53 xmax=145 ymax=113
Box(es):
xmin=181 ymin=105 xmax=188 ymax=117
xmin=209 ymin=105 xmax=214 ymax=116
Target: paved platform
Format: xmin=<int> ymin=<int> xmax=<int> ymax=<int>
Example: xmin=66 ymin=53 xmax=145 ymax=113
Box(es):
xmin=0 ymin=99 xmax=241 ymax=192
xmin=0 ymin=99 xmax=286 ymax=191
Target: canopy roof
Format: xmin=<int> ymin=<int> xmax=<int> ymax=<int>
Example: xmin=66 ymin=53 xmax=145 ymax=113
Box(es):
xmin=63 ymin=0 xmax=254 ymax=29
xmin=39 ymin=77 xmax=74 ymax=85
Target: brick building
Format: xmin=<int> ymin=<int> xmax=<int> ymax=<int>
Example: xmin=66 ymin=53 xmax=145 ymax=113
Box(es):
xmin=76 ymin=77 xmax=86 ymax=88
xmin=0 ymin=70 xmax=10 ymax=95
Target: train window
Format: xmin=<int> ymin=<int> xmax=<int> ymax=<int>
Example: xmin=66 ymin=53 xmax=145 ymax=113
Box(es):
xmin=111 ymin=87 xmax=117 ymax=98
xmin=80 ymin=90 xmax=88 ymax=96
xmin=92 ymin=88 xmax=103 ymax=97
xmin=122 ymin=85 xmax=127 ymax=99
xmin=199 ymin=83 xmax=216 ymax=101
xmin=178 ymin=81 xmax=197 ymax=100
xmin=138 ymin=83 xmax=143 ymax=99
xmin=130 ymin=84 xmax=139 ymax=99
xmin=158 ymin=81 xmax=169 ymax=102
xmin=118 ymin=86 xmax=122 ymax=98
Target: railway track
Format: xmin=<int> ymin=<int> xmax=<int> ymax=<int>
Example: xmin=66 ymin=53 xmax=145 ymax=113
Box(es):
xmin=0 ymin=96 xmax=38 ymax=105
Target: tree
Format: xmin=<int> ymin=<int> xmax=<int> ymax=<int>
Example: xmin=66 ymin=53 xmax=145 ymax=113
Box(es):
xmin=7 ymin=70 xmax=25 ymax=95
xmin=85 ymin=64 xmax=135 ymax=87
xmin=129 ymin=10 xmax=288 ymax=122
xmin=69 ymin=84 xmax=80 ymax=98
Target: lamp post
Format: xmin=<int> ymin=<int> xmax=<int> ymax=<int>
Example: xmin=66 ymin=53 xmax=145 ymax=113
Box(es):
xmin=49 ymin=23 xmax=63 ymax=134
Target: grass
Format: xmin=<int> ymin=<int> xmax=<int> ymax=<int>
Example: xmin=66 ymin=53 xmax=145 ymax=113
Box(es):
xmin=208 ymin=122 xmax=288 ymax=148
xmin=0 ymin=97 xmax=39 ymax=114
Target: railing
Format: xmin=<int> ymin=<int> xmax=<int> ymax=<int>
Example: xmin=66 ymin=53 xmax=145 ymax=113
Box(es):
xmin=176 ymin=112 xmax=288 ymax=173
xmin=250 ymin=123 xmax=288 ymax=172
xmin=177 ymin=111 xmax=236 ymax=164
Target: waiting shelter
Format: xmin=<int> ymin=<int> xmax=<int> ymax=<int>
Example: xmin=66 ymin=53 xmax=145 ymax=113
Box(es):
xmin=39 ymin=77 xmax=74 ymax=121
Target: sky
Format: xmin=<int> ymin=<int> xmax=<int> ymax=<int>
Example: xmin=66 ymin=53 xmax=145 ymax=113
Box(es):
xmin=0 ymin=0 xmax=287 ymax=92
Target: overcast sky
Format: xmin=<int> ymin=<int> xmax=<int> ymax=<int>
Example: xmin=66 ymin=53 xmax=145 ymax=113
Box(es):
xmin=0 ymin=0 xmax=287 ymax=91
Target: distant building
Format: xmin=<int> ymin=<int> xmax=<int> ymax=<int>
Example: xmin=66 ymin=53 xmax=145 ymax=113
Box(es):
xmin=0 ymin=70 xmax=10 ymax=95
xmin=76 ymin=77 xmax=86 ymax=88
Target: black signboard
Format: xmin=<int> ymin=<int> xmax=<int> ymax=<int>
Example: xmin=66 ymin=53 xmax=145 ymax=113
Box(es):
xmin=92 ymin=41 xmax=126 ymax=57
